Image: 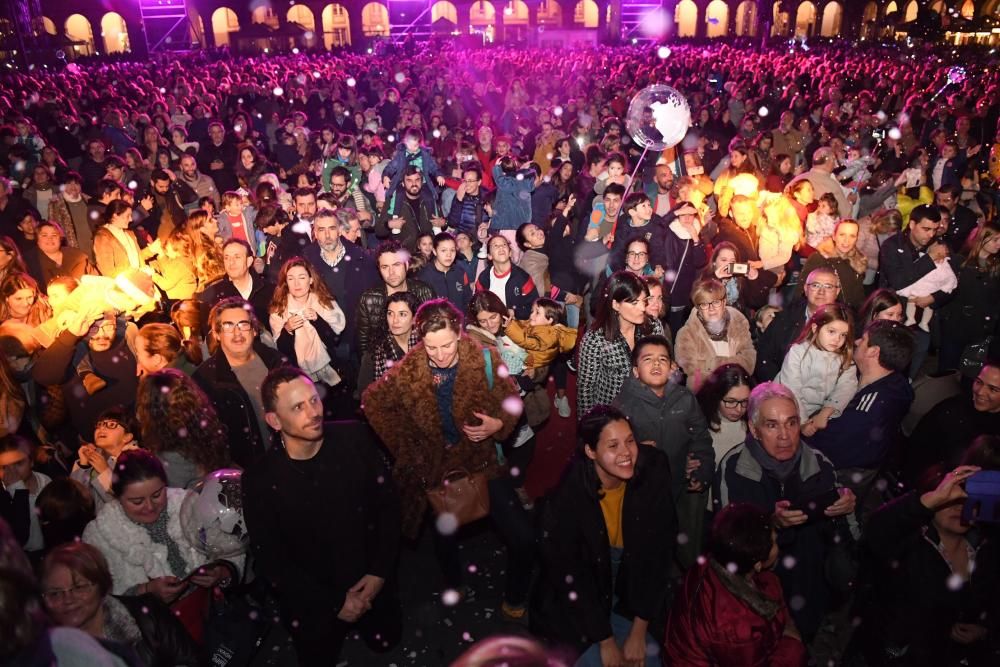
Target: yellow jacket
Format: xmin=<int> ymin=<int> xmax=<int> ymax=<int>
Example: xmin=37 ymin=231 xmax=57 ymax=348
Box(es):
xmin=504 ymin=320 xmax=578 ymax=370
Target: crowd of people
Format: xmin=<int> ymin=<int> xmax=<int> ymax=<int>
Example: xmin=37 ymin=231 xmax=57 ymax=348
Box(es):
xmin=1 ymin=39 xmax=999 ymax=666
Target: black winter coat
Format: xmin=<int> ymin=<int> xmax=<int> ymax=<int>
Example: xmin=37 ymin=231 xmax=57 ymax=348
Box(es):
xmin=355 ymin=279 xmax=435 ymax=353
xmin=192 ymin=342 xmax=287 ymax=468
xmin=530 ymin=446 xmax=677 ymax=653
xmin=754 ymin=298 xmax=808 ymax=382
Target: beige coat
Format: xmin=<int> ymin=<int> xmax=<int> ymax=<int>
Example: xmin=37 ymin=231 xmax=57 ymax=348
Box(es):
xmin=674 ymin=306 xmax=756 ymax=392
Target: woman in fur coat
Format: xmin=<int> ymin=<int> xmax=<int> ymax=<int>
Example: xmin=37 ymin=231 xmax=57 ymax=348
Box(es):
xmin=363 ymin=298 xmax=534 ymax=619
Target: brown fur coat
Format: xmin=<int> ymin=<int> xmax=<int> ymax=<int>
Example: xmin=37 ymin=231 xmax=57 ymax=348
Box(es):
xmin=362 ymin=335 xmax=520 ymax=537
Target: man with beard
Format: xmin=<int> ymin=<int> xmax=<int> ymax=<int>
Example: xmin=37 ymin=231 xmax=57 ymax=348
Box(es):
xmin=178 ymin=154 xmax=219 ymax=210
xmin=374 ymin=167 xmax=439 ymax=254
xmin=136 ymin=169 xmax=197 ymax=242
xmin=328 ymin=166 xmax=372 ymax=224
xmin=31 ymin=311 xmax=139 ymax=439
xmin=303 ymin=210 xmax=378 ymax=368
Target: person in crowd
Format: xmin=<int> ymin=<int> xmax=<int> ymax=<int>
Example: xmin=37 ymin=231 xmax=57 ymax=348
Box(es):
xmin=269 ymin=257 xmax=346 ymax=389
xmin=675 ymin=279 xmax=757 ymax=392
xmin=82 ymin=449 xmax=239 ymax=607
xmin=714 ymin=382 xmax=857 ymax=640
xmin=857 ymin=288 xmax=905 ymax=329
xmin=177 ymin=153 xmax=218 ymax=210
xmin=40 ymin=542 xmax=202 ymax=667
xmin=196 ymin=121 xmax=239 ymax=194
xmin=419 ymin=231 xmax=472 ymax=313
xmin=475 ymin=234 xmax=538 ymax=320
xmin=94 ymin=199 xmax=153 ymax=278
xmin=199 ymin=238 xmax=274 ymax=325
xmin=787 ymin=147 xmax=852 ymax=216
xmin=31 ymin=310 xmax=139 ymax=437
xmin=503 ymin=297 xmax=578 ymax=383
xmin=530 ymin=405 xmax=675 ymax=667
xmin=135 ymin=369 xmax=229 ymax=488
xmin=1 ymin=434 xmax=52 ymax=556
xmin=363 ymin=299 xmax=533 ymax=620
xmin=665 ymin=503 xmax=807 ymax=666
xmin=851 ymin=465 xmax=999 ymax=666
xmin=577 ymin=271 xmax=664 ymax=416
xmin=702 ymin=241 xmax=776 ymax=314
xmin=194 ymin=297 xmax=286 ymax=468
xmin=70 ymin=406 xmax=140 ymax=511
xmin=34 ymin=221 xmax=96 ymax=286
xmin=376 ymin=166 xmax=439 ymax=253
xmin=697 ymin=363 xmax=755 ymax=480
xmin=243 ymin=366 xmax=402 ymax=666
xmin=358 ymin=291 xmax=422 ymax=393
xmin=938 ymin=222 xmax=1000 ymax=372
xmin=356 ymin=240 xmax=435 ymax=353
xmin=755 ymin=266 xmax=841 ymax=381
xmin=805 ymin=320 xmax=915 ymax=510
xmin=446 ymin=164 xmax=491 ymax=239
xmin=466 ymin=289 xmax=530 ymax=375
xmin=799 ymin=219 xmax=868 ymax=310
xmin=613 ymin=335 xmax=713 ymax=566
xmin=905 ymin=361 xmax=1000 ymax=486
xmin=35 ymin=478 xmax=96 ymax=549
xmin=775 ymin=303 xmax=859 ymax=436
xmin=132 ymin=322 xmax=200 ymax=376
xmin=0 ymin=270 xmax=51 ymax=327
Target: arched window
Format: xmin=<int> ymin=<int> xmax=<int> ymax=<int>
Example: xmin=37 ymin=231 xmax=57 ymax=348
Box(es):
xmin=361 ymin=3 xmax=390 ymax=36
xmin=675 ymin=0 xmax=698 ymax=37
xmin=903 ymin=0 xmax=918 ymax=22
xmin=735 ymin=1 xmax=757 ymax=36
xmin=537 ymin=0 xmax=562 ymax=25
xmin=321 ymin=4 xmax=351 ymax=47
xmin=706 ymin=0 xmax=729 ymax=37
xmin=100 ymin=12 xmax=130 ymax=54
xmin=820 ymin=1 xmax=842 ymax=36
xmin=211 ymin=7 xmax=240 ymax=47
xmin=574 ymin=0 xmax=599 ymax=27
xmin=251 ymin=3 xmax=280 ymax=28
xmin=65 ymin=14 xmax=95 ymax=56
xmin=431 ymin=1 xmax=458 ymax=24
xmin=470 ymin=1 xmax=497 ymax=26
xmin=794 ymin=1 xmax=817 ymax=37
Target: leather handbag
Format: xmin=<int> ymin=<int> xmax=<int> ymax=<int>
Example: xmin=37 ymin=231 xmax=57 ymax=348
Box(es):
xmin=426 ymin=468 xmax=490 ymax=526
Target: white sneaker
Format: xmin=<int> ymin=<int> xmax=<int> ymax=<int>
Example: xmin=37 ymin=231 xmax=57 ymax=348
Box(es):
xmin=554 ymin=395 xmax=571 ymax=418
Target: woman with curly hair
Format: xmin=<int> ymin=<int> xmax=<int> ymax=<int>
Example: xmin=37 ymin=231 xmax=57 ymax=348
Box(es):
xmin=135 ymin=368 xmax=229 ymax=488
xmin=181 ymin=210 xmax=225 ymax=288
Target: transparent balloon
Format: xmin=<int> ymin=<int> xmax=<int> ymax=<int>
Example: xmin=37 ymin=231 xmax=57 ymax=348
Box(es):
xmin=180 ymin=469 xmax=249 ymax=560
xmin=626 ymin=84 xmax=691 ymax=151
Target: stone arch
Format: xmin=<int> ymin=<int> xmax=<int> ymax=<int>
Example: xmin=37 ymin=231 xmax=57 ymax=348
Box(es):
xmin=706 ymin=0 xmax=729 ymax=37
xmin=322 ymin=4 xmax=351 ymax=47
xmin=675 ymin=0 xmax=698 ymax=37
xmin=735 ymin=1 xmax=758 ymax=36
xmin=820 ymin=1 xmax=842 ymax=36
xmin=211 ymin=7 xmax=239 ymax=47
xmin=65 ymin=14 xmax=95 ymax=56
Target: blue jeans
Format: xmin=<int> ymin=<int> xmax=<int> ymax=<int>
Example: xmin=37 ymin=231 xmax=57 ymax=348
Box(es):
xmin=574 ymin=546 xmax=660 ymax=666
xmin=565 ymin=303 xmax=580 ymax=330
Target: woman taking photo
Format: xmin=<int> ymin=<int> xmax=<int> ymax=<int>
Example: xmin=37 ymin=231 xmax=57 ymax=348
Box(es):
xmin=363 ymin=299 xmax=533 ymax=619
xmin=40 ymin=542 xmax=202 ymax=667
xmin=530 ymin=405 xmax=675 ymax=667
xmin=135 ymin=369 xmax=229 ymax=489
xmin=269 ymin=257 xmax=346 ymax=389
xmin=577 ymin=271 xmax=664 ymax=416
xmin=938 ymin=223 xmax=1000 ymax=373
xmin=701 ymin=241 xmax=775 ymax=313
xmin=82 ymin=450 xmax=240 ymax=626
xmin=675 ymin=279 xmax=756 ymax=392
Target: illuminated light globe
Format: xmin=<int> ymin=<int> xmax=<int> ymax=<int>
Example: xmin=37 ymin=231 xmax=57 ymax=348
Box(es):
xmin=626 ymin=84 xmax=691 ymax=151
xmin=947 ymin=66 xmax=967 ymax=85
xmin=180 ymin=469 xmax=249 ymax=560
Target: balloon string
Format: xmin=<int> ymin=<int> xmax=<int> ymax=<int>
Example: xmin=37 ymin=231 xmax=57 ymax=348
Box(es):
xmin=610 ymin=143 xmax=651 ymax=242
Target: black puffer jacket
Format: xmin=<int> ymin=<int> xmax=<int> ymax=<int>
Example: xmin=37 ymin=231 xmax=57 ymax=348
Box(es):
xmin=107 ymin=594 xmax=204 ymax=667
xmin=354 ymin=279 xmax=435 ymax=353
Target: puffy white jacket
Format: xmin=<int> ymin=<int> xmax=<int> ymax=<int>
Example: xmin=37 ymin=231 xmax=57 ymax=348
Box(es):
xmin=83 ymin=487 xmax=243 ymax=594
xmin=775 ymin=341 xmax=858 ymax=421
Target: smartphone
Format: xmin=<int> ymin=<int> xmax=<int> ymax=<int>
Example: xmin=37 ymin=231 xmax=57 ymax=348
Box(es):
xmin=731 ymin=262 xmax=749 ymax=275
xmin=962 ymin=471 xmax=1000 ymax=524
xmin=787 ymin=489 xmax=842 ymax=521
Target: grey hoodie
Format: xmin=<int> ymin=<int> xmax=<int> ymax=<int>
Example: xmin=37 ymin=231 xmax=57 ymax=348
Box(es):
xmin=612 ymin=376 xmax=714 ymax=497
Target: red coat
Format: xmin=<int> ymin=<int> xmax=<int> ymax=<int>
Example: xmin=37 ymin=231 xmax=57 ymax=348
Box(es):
xmin=663 ymin=560 xmax=807 ymax=667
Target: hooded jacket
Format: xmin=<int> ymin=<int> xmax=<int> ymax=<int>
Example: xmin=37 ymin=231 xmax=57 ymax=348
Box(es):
xmin=612 ymin=376 xmax=714 ymax=496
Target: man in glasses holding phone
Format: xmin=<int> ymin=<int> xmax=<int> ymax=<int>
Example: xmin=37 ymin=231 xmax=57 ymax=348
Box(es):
xmin=193 ymin=297 xmax=288 ymax=468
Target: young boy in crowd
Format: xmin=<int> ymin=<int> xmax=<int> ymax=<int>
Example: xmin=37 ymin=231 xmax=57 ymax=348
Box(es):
xmin=69 ymin=406 xmax=139 ymax=510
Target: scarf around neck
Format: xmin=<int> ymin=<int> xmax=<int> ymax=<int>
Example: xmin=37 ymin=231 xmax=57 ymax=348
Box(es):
xmin=746 ymin=432 xmax=802 ymax=483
